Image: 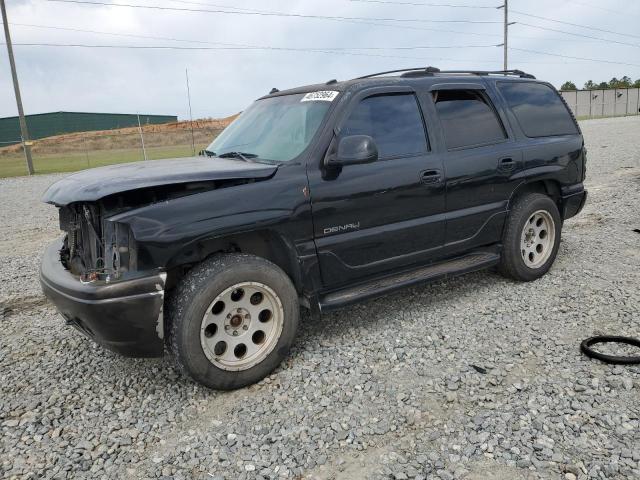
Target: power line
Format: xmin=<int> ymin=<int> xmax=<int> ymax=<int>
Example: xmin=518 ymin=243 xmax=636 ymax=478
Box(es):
xmin=510 ymin=9 xmax=640 ymax=40
xmin=4 ymin=41 xmax=506 ymax=63
xmin=15 ymin=21 xmax=609 ymax=56
xmin=348 ymin=0 xmax=499 ymax=8
xmin=516 ymin=22 xmax=640 ymax=48
xmin=14 ymin=17 xmax=600 ymax=44
xmin=564 ymin=0 xmax=640 ymax=19
xmin=5 ymin=41 xmax=496 ymax=52
xmin=165 ymin=0 xmax=505 ymax=31
xmin=29 ymin=1 xmax=640 ymax=69
xmin=303 ymin=0 xmax=634 ymax=43
xmin=509 ymin=47 xmax=640 ymax=68
xmin=6 ymin=23 xmax=588 ymax=65
xmin=10 ymin=22 xmax=242 ymax=46
xmin=47 ymin=0 xmax=502 ymax=24
xmin=346 ymin=0 xmax=640 ymax=22
xmin=9 ymin=23 xmax=497 ymax=51
xmin=45 ymin=0 xmax=516 ymax=40
xmin=348 ymin=0 xmax=640 ymax=44
xmin=3 ymin=41 xmax=623 ymax=66
xmin=168 ymin=0 xmax=500 ymax=16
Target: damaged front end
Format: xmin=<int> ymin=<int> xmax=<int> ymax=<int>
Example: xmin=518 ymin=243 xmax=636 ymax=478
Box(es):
xmin=40 ymin=200 xmax=166 ymax=358
xmin=39 ymin=156 xmax=280 ymax=357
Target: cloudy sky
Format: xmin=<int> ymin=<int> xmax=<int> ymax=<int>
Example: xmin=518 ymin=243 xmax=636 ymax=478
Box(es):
xmin=2 ymin=0 xmax=639 ymax=120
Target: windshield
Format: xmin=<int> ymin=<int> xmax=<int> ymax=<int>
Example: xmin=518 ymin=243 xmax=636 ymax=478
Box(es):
xmin=206 ymin=93 xmax=335 ymax=163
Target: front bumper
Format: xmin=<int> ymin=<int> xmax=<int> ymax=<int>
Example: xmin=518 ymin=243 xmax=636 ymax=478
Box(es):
xmin=40 ymin=239 xmax=166 ymax=357
xmin=561 ymin=184 xmax=588 ymax=220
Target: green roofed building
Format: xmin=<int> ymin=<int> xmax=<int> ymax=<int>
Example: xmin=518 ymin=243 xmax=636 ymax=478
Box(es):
xmin=0 ymin=111 xmax=178 ymax=146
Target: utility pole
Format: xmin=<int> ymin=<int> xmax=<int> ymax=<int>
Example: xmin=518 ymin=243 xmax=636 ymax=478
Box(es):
xmin=502 ymin=0 xmax=508 ymax=71
xmin=185 ymin=68 xmax=196 ymax=156
xmin=497 ymin=1 xmax=514 ymax=72
xmin=1 ymin=0 xmax=34 ymax=175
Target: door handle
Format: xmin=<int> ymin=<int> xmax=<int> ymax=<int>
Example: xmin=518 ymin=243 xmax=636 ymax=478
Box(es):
xmin=420 ymin=170 xmax=441 ymax=185
xmin=498 ymin=157 xmax=516 ymax=171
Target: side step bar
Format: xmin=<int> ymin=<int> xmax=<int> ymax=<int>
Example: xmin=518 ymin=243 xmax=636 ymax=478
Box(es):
xmin=319 ymin=251 xmax=500 ymax=312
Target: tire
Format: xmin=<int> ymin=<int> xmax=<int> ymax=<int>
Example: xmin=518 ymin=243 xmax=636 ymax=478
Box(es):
xmin=167 ymin=254 xmax=299 ymax=390
xmin=498 ymin=192 xmax=562 ymax=282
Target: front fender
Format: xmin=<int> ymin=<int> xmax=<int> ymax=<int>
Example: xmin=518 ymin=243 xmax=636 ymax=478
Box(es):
xmin=107 ymin=168 xmax=314 ymax=291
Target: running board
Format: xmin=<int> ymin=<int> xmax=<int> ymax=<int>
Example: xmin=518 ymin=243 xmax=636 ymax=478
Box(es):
xmin=319 ymin=251 xmax=500 ymax=312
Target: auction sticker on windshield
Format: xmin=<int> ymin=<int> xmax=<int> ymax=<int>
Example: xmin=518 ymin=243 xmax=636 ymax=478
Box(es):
xmin=301 ymin=91 xmax=339 ymax=102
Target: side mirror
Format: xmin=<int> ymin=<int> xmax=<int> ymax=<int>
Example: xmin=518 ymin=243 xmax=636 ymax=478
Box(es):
xmin=327 ymin=135 xmax=378 ymax=167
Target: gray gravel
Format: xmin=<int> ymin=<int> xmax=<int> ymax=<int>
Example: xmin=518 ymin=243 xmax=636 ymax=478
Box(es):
xmin=1 ymin=115 xmax=640 ymax=480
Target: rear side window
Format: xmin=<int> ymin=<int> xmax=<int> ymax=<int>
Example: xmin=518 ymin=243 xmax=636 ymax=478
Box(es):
xmin=498 ymin=82 xmax=578 ymax=137
xmin=341 ymin=93 xmax=428 ymax=159
xmin=433 ymin=90 xmax=506 ymax=150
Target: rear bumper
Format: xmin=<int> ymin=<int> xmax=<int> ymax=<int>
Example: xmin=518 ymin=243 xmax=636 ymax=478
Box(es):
xmin=39 ymin=239 xmax=166 ymax=357
xmin=561 ymin=184 xmax=588 ymax=220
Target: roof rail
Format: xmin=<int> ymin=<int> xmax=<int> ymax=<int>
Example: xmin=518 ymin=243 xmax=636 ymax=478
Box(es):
xmin=355 ymin=66 xmax=440 ymax=80
xmin=428 ymin=69 xmax=536 ymax=79
xmin=355 ymin=67 xmax=535 ymax=80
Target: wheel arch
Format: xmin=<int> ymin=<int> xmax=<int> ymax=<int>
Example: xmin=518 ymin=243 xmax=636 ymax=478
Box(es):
xmin=164 ymin=230 xmax=304 ymax=294
xmin=508 ymin=179 xmax=562 ymax=212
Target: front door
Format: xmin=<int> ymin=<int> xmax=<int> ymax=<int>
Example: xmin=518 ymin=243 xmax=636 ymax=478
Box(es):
xmin=308 ymin=88 xmax=446 ymax=289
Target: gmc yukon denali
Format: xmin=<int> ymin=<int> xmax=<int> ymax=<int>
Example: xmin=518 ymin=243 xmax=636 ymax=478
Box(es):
xmin=40 ymin=68 xmax=588 ymax=390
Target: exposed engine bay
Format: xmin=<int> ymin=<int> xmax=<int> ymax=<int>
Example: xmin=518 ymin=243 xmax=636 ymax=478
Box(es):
xmin=58 ymin=203 xmax=135 ymax=282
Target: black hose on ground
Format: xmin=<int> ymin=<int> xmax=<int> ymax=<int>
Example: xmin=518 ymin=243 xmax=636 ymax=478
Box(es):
xmin=580 ymin=336 xmax=640 ymax=365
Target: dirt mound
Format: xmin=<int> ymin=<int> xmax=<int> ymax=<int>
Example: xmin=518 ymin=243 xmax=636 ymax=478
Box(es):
xmin=0 ymin=114 xmax=238 ymax=156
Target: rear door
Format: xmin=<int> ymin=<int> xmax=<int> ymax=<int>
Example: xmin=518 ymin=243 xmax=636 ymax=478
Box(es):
xmin=308 ymin=87 xmax=446 ymax=288
xmin=495 ymin=81 xmax=584 ymax=185
xmin=429 ymin=84 xmax=522 ymax=252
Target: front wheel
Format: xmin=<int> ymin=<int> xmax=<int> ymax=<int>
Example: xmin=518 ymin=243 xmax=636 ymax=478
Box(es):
xmin=499 ymin=193 xmax=562 ymax=282
xmin=168 ymin=254 xmax=299 ymax=390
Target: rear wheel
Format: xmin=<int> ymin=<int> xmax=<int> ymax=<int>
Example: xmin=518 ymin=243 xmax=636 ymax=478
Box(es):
xmin=168 ymin=254 xmax=299 ymax=390
xmin=499 ymin=193 xmax=562 ymax=281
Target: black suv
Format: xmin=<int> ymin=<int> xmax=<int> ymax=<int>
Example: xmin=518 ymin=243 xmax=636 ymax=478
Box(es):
xmin=40 ymin=68 xmax=587 ymax=390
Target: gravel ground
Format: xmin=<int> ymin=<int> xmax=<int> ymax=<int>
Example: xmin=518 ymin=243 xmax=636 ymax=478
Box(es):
xmin=1 ymin=115 xmax=639 ymax=480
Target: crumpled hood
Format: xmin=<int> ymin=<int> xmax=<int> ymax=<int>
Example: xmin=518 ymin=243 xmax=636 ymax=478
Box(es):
xmin=42 ymin=156 xmax=278 ymax=206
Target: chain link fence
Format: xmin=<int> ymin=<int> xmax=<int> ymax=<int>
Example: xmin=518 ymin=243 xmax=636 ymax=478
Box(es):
xmin=560 ymin=87 xmax=640 ymax=120
xmin=0 ymin=125 xmax=223 ymax=178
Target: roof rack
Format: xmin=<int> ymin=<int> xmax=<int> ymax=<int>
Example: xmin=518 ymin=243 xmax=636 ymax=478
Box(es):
xmin=355 ymin=67 xmax=535 ymax=80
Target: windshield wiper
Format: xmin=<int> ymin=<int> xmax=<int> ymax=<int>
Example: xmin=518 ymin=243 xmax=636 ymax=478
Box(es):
xmin=218 ymin=151 xmax=258 ymax=162
xmin=202 ymin=149 xmax=216 ymax=157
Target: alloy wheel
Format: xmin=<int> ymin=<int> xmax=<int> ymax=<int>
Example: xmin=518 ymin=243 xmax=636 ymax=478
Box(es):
xmin=200 ymin=282 xmax=284 ymax=371
xmin=520 ymin=210 xmax=556 ymax=269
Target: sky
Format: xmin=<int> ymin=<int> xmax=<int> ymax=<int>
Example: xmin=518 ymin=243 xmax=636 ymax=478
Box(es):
xmin=1 ymin=0 xmax=640 ymax=120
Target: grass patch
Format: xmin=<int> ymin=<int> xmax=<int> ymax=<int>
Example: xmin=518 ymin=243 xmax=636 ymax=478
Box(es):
xmin=0 ymin=144 xmax=208 ymax=178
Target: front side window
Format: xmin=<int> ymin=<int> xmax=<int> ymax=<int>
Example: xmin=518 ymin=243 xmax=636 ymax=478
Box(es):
xmin=206 ymin=93 xmax=333 ymax=163
xmin=498 ymin=82 xmax=578 ymax=138
xmin=433 ymin=89 xmax=506 ymax=150
xmin=341 ymin=93 xmax=428 ymax=159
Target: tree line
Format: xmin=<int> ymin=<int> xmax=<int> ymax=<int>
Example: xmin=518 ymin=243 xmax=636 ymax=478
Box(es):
xmin=561 ymin=76 xmax=640 ymax=91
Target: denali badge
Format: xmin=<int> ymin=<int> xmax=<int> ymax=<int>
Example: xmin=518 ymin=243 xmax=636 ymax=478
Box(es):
xmin=323 ymin=222 xmax=360 ymax=235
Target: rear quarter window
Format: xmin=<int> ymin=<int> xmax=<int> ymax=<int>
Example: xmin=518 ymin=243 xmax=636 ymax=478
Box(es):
xmin=433 ymin=89 xmax=507 ymax=150
xmin=498 ymin=82 xmax=578 ymax=138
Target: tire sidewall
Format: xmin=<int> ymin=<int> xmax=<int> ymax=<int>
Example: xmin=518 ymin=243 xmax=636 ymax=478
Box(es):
xmin=508 ymin=195 xmax=562 ymax=281
xmin=173 ymin=255 xmax=299 ymax=390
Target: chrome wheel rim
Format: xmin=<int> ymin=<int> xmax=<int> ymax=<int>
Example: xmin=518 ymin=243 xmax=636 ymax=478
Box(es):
xmin=520 ymin=210 xmax=556 ymax=269
xmin=200 ymin=282 xmax=284 ymax=371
